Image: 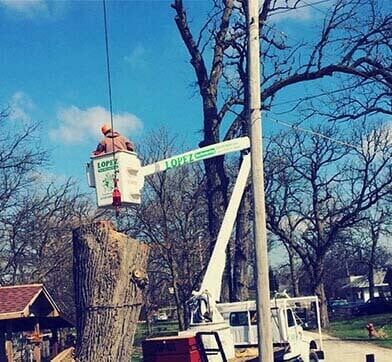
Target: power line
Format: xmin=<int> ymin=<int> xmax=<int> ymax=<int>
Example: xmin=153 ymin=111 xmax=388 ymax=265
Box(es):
xmin=269 ymin=118 xmax=361 ymax=151
xmin=102 ymin=0 xmax=121 ymax=217
xmin=299 ymin=0 xmax=329 ymax=15
xmin=102 ymin=0 xmax=114 ymax=138
xmin=270 ymin=0 xmax=333 ymax=17
xmin=271 ymin=80 xmax=375 ymax=108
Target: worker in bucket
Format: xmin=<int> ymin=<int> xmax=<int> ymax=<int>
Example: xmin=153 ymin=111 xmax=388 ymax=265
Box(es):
xmin=93 ymin=124 xmax=135 ymax=156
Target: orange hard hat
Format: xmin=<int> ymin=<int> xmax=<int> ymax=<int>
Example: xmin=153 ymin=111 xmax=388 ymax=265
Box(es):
xmin=101 ymin=124 xmax=111 ymax=135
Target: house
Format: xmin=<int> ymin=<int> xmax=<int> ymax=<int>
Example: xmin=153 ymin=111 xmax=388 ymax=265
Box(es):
xmin=339 ymin=271 xmax=390 ymax=302
xmin=0 ymin=283 xmax=74 ymax=361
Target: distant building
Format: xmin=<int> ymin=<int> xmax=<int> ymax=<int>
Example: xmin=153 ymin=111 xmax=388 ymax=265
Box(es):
xmin=339 ymin=271 xmax=390 ymax=302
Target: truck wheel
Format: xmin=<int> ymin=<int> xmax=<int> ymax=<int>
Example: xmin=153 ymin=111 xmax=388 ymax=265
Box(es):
xmin=309 ymin=351 xmax=319 ymax=362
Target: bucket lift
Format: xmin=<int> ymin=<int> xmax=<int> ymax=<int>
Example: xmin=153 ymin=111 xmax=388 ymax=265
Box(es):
xmin=86 ymin=151 xmax=143 ymax=207
xmin=86 ymin=137 xmax=250 ymax=209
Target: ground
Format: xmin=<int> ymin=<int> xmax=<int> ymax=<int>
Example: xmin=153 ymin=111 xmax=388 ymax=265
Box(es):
xmin=305 ymin=331 xmax=392 ymax=362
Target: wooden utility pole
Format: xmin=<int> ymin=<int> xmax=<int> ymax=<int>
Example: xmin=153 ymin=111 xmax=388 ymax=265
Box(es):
xmin=73 ymin=221 xmax=149 ymax=362
xmin=247 ymin=0 xmax=273 ymax=361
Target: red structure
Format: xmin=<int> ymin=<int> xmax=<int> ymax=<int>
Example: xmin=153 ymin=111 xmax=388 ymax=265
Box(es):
xmin=143 ymin=335 xmax=202 ymax=362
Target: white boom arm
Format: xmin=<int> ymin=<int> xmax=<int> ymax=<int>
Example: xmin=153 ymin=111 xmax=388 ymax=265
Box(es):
xmin=141 ymin=137 xmax=251 ymax=315
xmin=141 ymin=137 xmax=251 ymax=303
xmin=141 ymin=137 xmax=250 ymax=176
xmin=199 ymin=153 xmax=251 ymax=302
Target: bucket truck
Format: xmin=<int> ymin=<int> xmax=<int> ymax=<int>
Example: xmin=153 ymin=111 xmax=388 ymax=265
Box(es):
xmin=86 ymin=138 xmax=325 ymax=361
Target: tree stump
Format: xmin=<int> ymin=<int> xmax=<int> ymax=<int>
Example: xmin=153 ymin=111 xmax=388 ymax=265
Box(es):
xmin=73 ymin=221 xmax=149 ymax=362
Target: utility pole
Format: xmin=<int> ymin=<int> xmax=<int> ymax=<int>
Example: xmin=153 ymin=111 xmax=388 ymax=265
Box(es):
xmin=247 ymin=0 xmax=273 ymax=361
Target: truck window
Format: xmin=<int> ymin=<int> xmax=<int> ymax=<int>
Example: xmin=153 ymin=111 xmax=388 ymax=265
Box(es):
xmin=287 ymin=309 xmax=295 ymax=327
xmin=230 ymin=312 xmax=248 ymax=326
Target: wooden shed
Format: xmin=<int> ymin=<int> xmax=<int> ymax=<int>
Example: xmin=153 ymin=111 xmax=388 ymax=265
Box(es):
xmin=0 ymin=283 xmax=74 ymax=362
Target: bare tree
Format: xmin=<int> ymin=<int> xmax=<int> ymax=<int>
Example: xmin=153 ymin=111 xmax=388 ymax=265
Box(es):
xmin=265 ymin=123 xmax=392 ymax=327
xmin=171 ymin=0 xmax=391 ymax=300
xmin=0 ymin=109 xmax=95 ymax=317
xmin=0 ymin=115 xmax=49 ymax=284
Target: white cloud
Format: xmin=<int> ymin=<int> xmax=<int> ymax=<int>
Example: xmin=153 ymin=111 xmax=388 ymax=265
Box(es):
xmin=124 ymin=45 xmax=147 ymax=68
xmin=0 ymin=0 xmax=49 ymax=18
xmin=9 ymin=91 xmax=35 ymax=122
xmin=49 ymin=105 xmax=142 ymax=145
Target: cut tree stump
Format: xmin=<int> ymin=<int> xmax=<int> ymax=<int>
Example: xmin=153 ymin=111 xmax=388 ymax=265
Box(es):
xmin=73 ymin=221 xmax=149 ymax=362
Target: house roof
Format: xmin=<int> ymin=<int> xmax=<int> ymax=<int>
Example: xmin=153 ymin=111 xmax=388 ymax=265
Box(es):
xmin=341 ymin=271 xmax=388 ymax=289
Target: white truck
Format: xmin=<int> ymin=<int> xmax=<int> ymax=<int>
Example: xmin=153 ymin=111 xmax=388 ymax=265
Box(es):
xmin=87 ymin=137 xmax=325 ymax=361
xmin=217 ymin=296 xmax=324 ymax=361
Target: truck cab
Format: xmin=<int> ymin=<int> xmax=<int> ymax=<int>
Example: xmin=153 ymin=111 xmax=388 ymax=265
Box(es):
xmin=217 ymin=298 xmax=325 ymax=362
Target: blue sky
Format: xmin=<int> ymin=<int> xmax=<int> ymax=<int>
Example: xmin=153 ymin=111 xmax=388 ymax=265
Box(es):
xmin=0 ymin=0 xmax=333 ymax=190
xmin=0 ymin=0 xmax=208 ymax=184
xmin=4 ymin=0 xmax=390 ymax=267
xmin=2 ymin=0 xmax=390 ymax=273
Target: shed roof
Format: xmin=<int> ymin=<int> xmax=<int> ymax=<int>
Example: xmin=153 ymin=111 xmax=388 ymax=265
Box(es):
xmin=0 ymin=284 xmax=43 ymax=317
xmin=0 ymin=284 xmax=73 ymax=331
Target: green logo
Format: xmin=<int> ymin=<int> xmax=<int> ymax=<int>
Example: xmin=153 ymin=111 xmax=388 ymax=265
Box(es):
xmin=97 ymin=158 xmax=119 ymax=173
xmin=195 ymin=148 xmax=216 ymax=159
xmin=102 ymin=174 xmax=114 ymax=193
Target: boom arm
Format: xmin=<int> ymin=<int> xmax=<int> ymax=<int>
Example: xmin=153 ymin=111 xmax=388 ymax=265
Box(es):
xmin=200 ymin=153 xmax=251 ymax=302
xmin=141 ymin=137 xmax=250 ymax=176
xmin=141 ymin=137 xmax=251 ymax=316
xmin=141 ymin=137 xmax=251 ymax=310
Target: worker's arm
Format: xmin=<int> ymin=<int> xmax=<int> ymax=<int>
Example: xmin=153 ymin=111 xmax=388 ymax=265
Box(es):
xmin=93 ymin=142 xmax=105 ymax=155
xmin=126 ymin=141 xmax=135 ymax=152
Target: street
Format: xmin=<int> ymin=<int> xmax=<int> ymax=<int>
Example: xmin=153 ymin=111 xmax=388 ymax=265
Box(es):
xmin=304 ymin=332 xmax=392 ymax=362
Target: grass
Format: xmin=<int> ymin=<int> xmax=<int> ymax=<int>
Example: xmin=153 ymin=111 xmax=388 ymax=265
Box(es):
xmin=327 ymin=313 xmax=392 ymax=349
xmin=131 ymin=320 xmax=179 ymax=361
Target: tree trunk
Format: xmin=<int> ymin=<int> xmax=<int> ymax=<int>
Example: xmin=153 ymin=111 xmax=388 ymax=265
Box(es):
xmin=233 ymin=186 xmax=251 ymax=301
xmin=315 ymin=281 xmax=329 ymax=328
xmin=0 ymin=331 xmax=6 ymax=362
xmin=368 ymin=229 xmax=378 ymax=300
xmin=368 ymin=265 xmax=375 ymax=300
xmin=200 ymin=107 xmax=230 ymax=301
xmin=220 ymin=247 xmax=233 ymax=302
xmin=73 ymin=221 xmax=149 ymax=362
xmin=286 ymin=244 xmax=300 ymax=297
xmin=173 ymin=286 xmax=185 ymax=331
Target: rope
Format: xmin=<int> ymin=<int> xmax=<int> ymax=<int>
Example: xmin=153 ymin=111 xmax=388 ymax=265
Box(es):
xmin=102 ymin=0 xmax=120 ymax=217
xmin=102 ymin=0 xmax=115 ymax=157
xmin=78 ymin=302 xmax=142 ymax=312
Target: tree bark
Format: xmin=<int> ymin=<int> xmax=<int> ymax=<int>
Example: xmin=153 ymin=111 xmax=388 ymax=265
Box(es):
xmin=368 ymin=265 xmax=375 ymax=300
xmin=315 ymin=281 xmax=329 ymax=328
xmin=73 ymin=221 xmax=149 ymax=362
xmin=286 ymin=244 xmax=300 ymax=297
xmin=233 ymin=186 xmax=251 ymax=301
xmin=368 ymin=226 xmax=378 ymax=300
xmin=0 ymin=331 xmax=6 ymax=362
